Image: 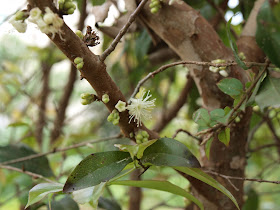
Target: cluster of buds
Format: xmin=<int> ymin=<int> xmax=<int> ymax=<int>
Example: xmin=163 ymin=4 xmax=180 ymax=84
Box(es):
xmin=149 ymin=0 xmax=161 ymax=14
xmin=107 ymin=110 xmax=120 ymax=125
xmin=29 ymin=7 xmax=64 ymax=39
xmin=58 ymin=0 xmax=76 ymax=15
xmin=135 ymin=130 xmax=149 ymax=144
xmin=80 ymin=93 xmax=96 ymax=105
xmin=209 ymin=59 xmax=229 ymax=77
xmin=74 ymin=57 xmax=84 ymax=70
xmin=238 ymin=52 xmax=246 ymax=61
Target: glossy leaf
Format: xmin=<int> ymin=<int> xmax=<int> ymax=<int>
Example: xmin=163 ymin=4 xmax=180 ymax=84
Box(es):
xmin=256 ymin=1 xmax=280 ymax=68
xmin=110 ymin=180 xmax=204 ymax=210
xmin=26 ymin=183 xmax=63 ymax=208
xmin=63 ymin=151 xmax=132 ymax=193
xmin=193 ymin=108 xmax=211 ymax=127
xmin=141 ymin=138 xmax=200 ymax=168
xmin=255 ymin=76 xmax=280 ymax=110
xmin=174 ymin=167 xmax=240 ymax=210
xmin=226 ymin=17 xmax=248 ymax=70
xmin=0 ymin=144 xmax=53 ymax=177
xmin=217 ymin=78 xmax=244 ymax=97
xmin=218 ymin=128 xmax=231 ymax=146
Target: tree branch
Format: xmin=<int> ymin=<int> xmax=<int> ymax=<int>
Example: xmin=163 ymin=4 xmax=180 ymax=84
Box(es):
xmin=100 ymin=0 xmax=149 ymax=62
xmin=0 ymin=135 xmax=121 ymax=165
xmin=0 ymin=164 xmax=55 ymax=183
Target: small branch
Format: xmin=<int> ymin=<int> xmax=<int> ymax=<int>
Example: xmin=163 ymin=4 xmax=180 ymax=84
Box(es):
xmin=263 ymin=114 xmax=280 ymax=155
xmin=204 ymin=170 xmax=280 ymax=184
xmin=130 ymin=60 xmax=271 ymax=100
xmin=249 ymin=143 xmax=280 ymax=153
xmin=0 ymin=135 xmax=121 ymax=165
xmin=100 ymin=0 xmax=149 ymax=62
xmin=172 ymin=128 xmax=202 ymax=142
xmin=0 ymin=164 xmax=55 ymax=183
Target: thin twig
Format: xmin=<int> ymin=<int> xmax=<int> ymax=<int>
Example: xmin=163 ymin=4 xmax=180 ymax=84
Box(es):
xmin=0 ymin=164 xmax=55 ymax=183
xmin=196 ymin=59 xmax=270 ymax=137
xmin=130 ymin=60 xmax=270 ymax=100
xmin=249 ymin=143 xmax=280 ymax=153
xmin=100 ymin=0 xmax=149 ymax=62
xmin=172 ymin=128 xmax=202 ymax=141
xmin=0 ymin=135 xmax=121 ymax=165
xmin=204 ymin=170 xmax=280 ymax=184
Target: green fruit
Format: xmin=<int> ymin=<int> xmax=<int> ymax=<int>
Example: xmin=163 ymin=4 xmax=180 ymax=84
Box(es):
xmin=74 ymin=57 xmax=83 ymax=64
xmin=151 ymin=7 xmax=159 ymax=14
xmin=76 ymin=62 xmax=84 ymax=69
xmin=81 ymin=99 xmax=89 ymax=105
xmin=67 ymin=8 xmax=75 ymax=15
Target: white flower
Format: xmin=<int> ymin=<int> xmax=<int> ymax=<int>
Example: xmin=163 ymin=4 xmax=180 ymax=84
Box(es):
xmin=219 ymin=70 xmax=229 ymax=77
xmin=9 ymin=16 xmax=27 ymax=33
xmin=115 ymin=100 xmax=126 ymax=112
xmin=29 ymin=7 xmax=42 ymax=23
xmin=127 ymin=90 xmax=156 ymax=127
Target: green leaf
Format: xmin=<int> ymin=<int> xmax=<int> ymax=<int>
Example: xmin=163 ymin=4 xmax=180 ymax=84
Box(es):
xmin=218 ymin=127 xmax=231 ymax=146
xmin=255 ymin=76 xmax=280 ymax=110
xmin=174 ymin=167 xmax=240 ymax=210
xmin=109 ymin=180 xmax=204 ymax=210
xmin=8 ymin=122 xmax=29 ymax=128
xmin=91 ymin=182 xmax=106 ymax=209
xmin=26 ymin=183 xmax=63 ymax=208
xmin=210 ymin=109 xmax=225 ymax=123
xmin=63 ymin=151 xmax=132 ymax=193
xmin=247 ymin=73 xmax=266 ymax=106
xmin=51 ymin=196 xmax=79 ymax=210
xmin=226 ymin=17 xmax=248 ymax=70
xmin=205 ymin=137 xmax=213 ymax=160
xmin=0 ymin=144 xmax=53 ymax=177
xmin=217 ymin=78 xmax=244 ymax=97
xmin=243 ymin=189 xmax=259 ymax=210
xmin=90 ymin=0 xmax=106 ymax=6
xmin=193 ymin=108 xmax=211 ymax=127
xmin=256 ymin=1 xmax=280 ymax=68
xmin=114 ymin=139 xmax=158 ymax=159
xmin=141 ymin=138 xmax=200 ymax=168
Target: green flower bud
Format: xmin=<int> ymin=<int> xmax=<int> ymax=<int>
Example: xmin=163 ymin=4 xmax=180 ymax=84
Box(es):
xmin=141 ymin=130 xmax=149 ymax=138
xmin=58 ymin=0 xmax=65 ymax=10
xmin=219 ymin=66 xmax=227 ymax=71
xmin=112 ymin=119 xmax=119 ymax=125
xmin=136 ymin=139 xmax=142 ymax=144
xmin=136 ymin=133 xmax=143 ymax=141
xmin=129 ymin=132 xmax=134 ymax=138
xmin=102 ymin=94 xmax=110 ymax=103
xmin=74 ymin=57 xmax=83 ymax=64
xmin=15 ymin=11 xmax=25 ymax=21
xmin=67 ymin=8 xmax=75 ymax=15
xmin=76 ymin=62 xmax=84 ymax=69
xmin=235 ymin=116 xmax=240 ymax=123
xmin=64 ymin=2 xmax=75 ymax=10
xmin=115 ymin=100 xmax=126 ymax=112
xmin=75 ymin=30 xmax=84 ymax=39
xmin=80 ymin=93 xmax=91 ymax=99
xmin=151 ymin=7 xmax=159 ymax=14
xmin=81 ymin=98 xmax=89 ymax=105
xmin=209 ymin=66 xmax=219 ymax=73
xmin=142 ymin=138 xmax=148 ymax=143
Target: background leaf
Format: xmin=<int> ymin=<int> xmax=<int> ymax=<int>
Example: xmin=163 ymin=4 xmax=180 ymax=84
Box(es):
xmin=255 ymin=76 xmax=280 ymax=110
xmin=218 ymin=128 xmax=231 ymax=146
xmin=193 ymin=108 xmax=211 ymax=127
xmin=0 ymin=144 xmax=53 ymax=177
xmin=26 ymin=183 xmax=63 ymax=208
xmin=141 ymin=138 xmax=200 ymax=168
xmin=174 ymin=167 xmax=240 ymax=210
xmin=109 ymin=180 xmax=204 ymax=210
xmin=256 ymin=1 xmax=280 ymax=68
xmin=63 ymin=151 xmax=132 ymax=193
xmin=226 ymin=17 xmax=248 ymax=70
xmin=217 ymin=78 xmax=244 ymax=97
xmin=50 ymin=196 xmax=79 ymax=210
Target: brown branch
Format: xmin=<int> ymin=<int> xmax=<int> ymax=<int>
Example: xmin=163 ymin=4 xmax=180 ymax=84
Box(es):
xmin=263 ymin=114 xmax=280 ymax=155
xmin=204 ymin=170 xmax=280 ymax=184
xmin=100 ymin=0 xmax=149 ymax=62
xmin=172 ymin=128 xmax=202 ymax=142
xmin=50 ymin=0 xmax=87 ymax=143
xmin=35 ymin=61 xmax=52 ymax=147
xmin=128 ymin=169 xmax=142 ymax=210
xmin=0 ymin=164 xmax=55 ymax=183
xmin=130 ymin=60 xmax=269 ymax=100
xmin=249 ymin=143 xmax=280 ymax=153
xmin=0 ymin=135 xmax=121 ymax=166
xmin=153 ymin=76 xmax=194 ymax=132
